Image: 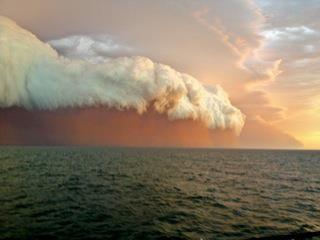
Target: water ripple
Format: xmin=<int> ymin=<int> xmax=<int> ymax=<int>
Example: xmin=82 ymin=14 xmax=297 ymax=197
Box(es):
xmin=0 ymin=148 xmax=320 ymax=239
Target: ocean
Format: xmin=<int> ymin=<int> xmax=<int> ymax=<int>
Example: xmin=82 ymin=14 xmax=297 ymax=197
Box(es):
xmin=0 ymin=147 xmax=319 ymax=240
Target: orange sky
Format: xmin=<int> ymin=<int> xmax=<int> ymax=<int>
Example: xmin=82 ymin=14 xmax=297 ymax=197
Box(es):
xmin=0 ymin=0 xmax=319 ymax=148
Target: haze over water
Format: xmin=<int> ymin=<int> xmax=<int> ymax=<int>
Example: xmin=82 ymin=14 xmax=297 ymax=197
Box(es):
xmin=1 ymin=147 xmax=320 ymax=240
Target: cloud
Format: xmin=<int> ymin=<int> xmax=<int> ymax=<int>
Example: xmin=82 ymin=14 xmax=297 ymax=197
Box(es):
xmin=49 ymin=35 xmax=134 ymax=62
xmin=256 ymin=0 xmax=320 ymax=110
xmin=0 ymin=1 xmax=310 ymax=148
xmin=192 ymin=0 xmax=282 ymax=83
xmin=261 ymin=26 xmax=320 ymax=61
xmin=256 ymin=0 xmax=320 ymax=29
xmin=0 ymin=107 xmax=238 ymax=147
xmin=234 ymin=90 xmax=286 ymax=122
xmin=0 ymin=16 xmax=245 ymax=134
xmin=239 ymin=117 xmax=303 ymax=149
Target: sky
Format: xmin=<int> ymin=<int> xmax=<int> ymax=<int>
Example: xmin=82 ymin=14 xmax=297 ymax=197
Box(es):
xmin=0 ymin=0 xmax=319 ymax=149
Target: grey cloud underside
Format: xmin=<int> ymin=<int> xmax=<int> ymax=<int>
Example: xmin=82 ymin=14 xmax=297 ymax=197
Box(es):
xmin=0 ymin=16 xmax=245 ymax=134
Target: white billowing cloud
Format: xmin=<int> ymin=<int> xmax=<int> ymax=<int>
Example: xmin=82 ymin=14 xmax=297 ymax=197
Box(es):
xmin=48 ymin=35 xmax=134 ymax=63
xmin=0 ymin=16 xmax=245 ymax=134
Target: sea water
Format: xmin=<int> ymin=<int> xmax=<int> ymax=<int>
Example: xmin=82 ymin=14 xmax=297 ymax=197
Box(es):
xmin=1 ymin=147 xmax=320 ymax=239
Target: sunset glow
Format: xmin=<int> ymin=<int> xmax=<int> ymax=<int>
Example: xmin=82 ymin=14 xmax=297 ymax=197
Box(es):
xmin=1 ymin=2 xmax=320 ymax=239
xmin=0 ymin=0 xmax=319 ymax=149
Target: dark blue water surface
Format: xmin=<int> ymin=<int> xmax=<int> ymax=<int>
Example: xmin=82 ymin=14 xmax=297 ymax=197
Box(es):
xmin=0 ymin=147 xmax=320 ymax=240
